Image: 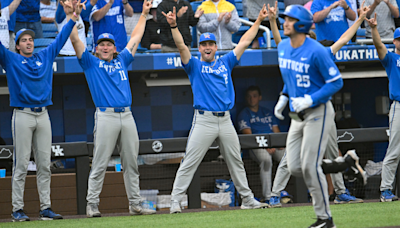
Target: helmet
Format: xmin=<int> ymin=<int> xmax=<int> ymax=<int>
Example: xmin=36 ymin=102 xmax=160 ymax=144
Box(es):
xmin=280 ymin=4 xmax=313 ymax=34
xmin=394 ymin=28 xmax=400 ymax=40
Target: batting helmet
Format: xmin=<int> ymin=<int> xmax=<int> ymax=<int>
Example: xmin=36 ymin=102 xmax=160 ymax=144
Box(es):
xmin=280 ymin=4 xmax=313 ymax=34
xmin=394 ymin=28 xmax=400 ymax=40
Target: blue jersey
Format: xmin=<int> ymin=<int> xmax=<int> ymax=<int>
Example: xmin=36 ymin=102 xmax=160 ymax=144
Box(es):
xmin=78 ymin=48 xmax=134 ymax=107
xmin=90 ymin=0 xmax=127 ymax=52
xmin=0 ymin=19 xmax=75 ymax=107
xmin=237 ymin=106 xmax=278 ymax=134
xmin=16 ymin=0 xmax=40 ymax=22
xmin=380 ymin=51 xmax=400 ymax=101
xmin=311 ymin=0 xmax=352 ymax=42
xmin=182 ymin=51 xmax=238 ymax=111
xmin=2 ymin=0 xmax=16 ymax=32
xmin=278 ymin=38 xmax=342 ymax=111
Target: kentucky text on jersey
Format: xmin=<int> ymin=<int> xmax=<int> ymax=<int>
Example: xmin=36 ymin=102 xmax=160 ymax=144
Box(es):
xmin=99 ymin=60 xmax=122 ymax=73
xmin=201 ymin=64 xmax=227 ymax=74
xmin=278 ymin=58 xmax=311 ymax=74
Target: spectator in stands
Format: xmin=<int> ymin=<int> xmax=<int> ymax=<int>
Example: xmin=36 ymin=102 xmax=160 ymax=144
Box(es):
xmin=197 ymin=0 xmax=241 ymax=50
xmin=40 ymin=0 xmax=56 ymax=23
xmin=284 ymin=0 xmax=310 ymax=8
xmin=14 ymin=0 xmax=43 ymax=38
xmin=395 ymin=0 xmax=400 ymax=28
xmin=90 ymin=0 xmax=134 ymax=52
xmin=0 ymin=0 xmax=21 ymax=50
xmin=311 ymin=0 xmax=356 ymax=42
xmin=56 ymin=0 xmax=97 ymax=56
xmin=124 ymin=0 xmax=143 ymax=36
xmin=364 ymin=0 xmax=399 ymax=39
xmin=141 ymin=0 xmax=161 ymax=50
xmin=246 ymin=0 xmax=280 ymax=48
xmin=237 ymin=85 xmax=286 ymax=203
xmin=157 ymin=0 xmax=203 ymax=52
xmin=2 ymin=0 xmax=18 ymax=52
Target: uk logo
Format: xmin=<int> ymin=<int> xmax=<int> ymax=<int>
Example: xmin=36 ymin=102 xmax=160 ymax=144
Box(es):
xmin=152 ymin=141 xmax=163 ymax=152
xmin=51 ymin=145 xmax=64 ymax=156
xmin=256 ymin=136 xmax=268 ymax=147
xmin=36 ymin=61 xmax=42 ymax=67
xmin=204 ymin=34 xmax=210 ymax=39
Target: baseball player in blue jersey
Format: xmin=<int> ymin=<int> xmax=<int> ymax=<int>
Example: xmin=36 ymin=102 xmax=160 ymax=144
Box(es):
xmin=64 ymin=0 xmax=156 ymax=217
xmin=0 ymin=0 xmax=85 ymax=222
xmin=268 ymin=1 xmax=367 ymax=209
xmin=162 ymin=6 xmax=270 ymax=213
xmin=275 ymin=5 xmax=344 ymax=228
xmin=366 ymin=14 xmax=400 ymax=202
xmin=237 ymin=85 xmax=286 ymax=203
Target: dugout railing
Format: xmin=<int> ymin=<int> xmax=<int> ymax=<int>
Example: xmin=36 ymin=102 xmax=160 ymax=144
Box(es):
xmin=0 ymin=127 xmax=398 ymax=215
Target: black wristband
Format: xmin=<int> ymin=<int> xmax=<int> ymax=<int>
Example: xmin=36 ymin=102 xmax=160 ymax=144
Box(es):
xmin=123 ymin=1 xmax=128 ymax=4
xmin=345 ymin=5 xmax=350 ymax=10
xmin=171 ymin=25 xmax=177 ymax=29
xmin=280 ymin=91 xmax=289 ymax=97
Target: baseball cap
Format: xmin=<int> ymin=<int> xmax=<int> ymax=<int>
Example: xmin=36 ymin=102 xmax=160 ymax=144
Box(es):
xmin=394 ymin=28 xmax=400 ymax=40
xmin=152 ymin=0 xmax=162 ymax=8
xmin=97 ymin=33 xmax=115 ymax=45
xmin=15 ymin=29 xmax=35 ymax=43
xmin=199 ymin=33 xmax=216 ymax=44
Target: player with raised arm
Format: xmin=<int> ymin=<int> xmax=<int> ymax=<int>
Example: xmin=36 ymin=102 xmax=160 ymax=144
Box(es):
xmin=268 ymin=1 xmax=368 ymax=208
xmin=63 ymin=0 xmax=156 ymax=217
xmin=366 ymin=13 xmax=400 ymax=202
xmin=162 ymin=5 xmax=270 ymax=214
xmin=0 ymin=0 xmax=85 ymax=222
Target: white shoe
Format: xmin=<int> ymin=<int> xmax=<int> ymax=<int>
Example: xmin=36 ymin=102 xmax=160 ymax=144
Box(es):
xmin=86 ymin=204 xmax=101 ymax=218
xmin=240 ymin=197 xmax=269 ymax=209
xmin=129 ymin=202 xmax=156 ymax=215
xmin=169 ymin=200 xmax=182 ymax=214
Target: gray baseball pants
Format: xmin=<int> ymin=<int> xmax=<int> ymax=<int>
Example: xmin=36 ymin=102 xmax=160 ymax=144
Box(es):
xmin=11 ymin=108 xmax=52 ymax=212
xmin=286 ymin=101 xmax=334 ymax=220
xmin=86 ymin=108 xmax=141 ymax=205
xmin=381 ymin=101 xmax=400 ymax=191
xmin=171 ymin=110 xmax=254 ymax=202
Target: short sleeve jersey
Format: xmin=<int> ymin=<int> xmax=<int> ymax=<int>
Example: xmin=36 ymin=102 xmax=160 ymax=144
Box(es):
xmin=380 ymin=51 xmax=400 ymax=102
xmin=0 ymin=7 xmax=10 ymax=49
xmin=78 ymin=48 xmax=134 ymax=107
xmin=237 ymin=106 xmax=278 ymax=134
xmin=278 ymin=38 xmax=341 ymax=111
xmin=182 ymin=51 xmax=239 ymax=111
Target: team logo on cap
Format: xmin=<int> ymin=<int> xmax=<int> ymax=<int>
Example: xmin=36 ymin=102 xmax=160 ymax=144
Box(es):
xmin=103 ymin=34 xmax=109 ymax=38
xmin=204 ymin=34 xmax=210 ymax=39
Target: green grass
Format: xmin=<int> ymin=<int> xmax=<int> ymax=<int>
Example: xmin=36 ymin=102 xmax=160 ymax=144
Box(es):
xmin=2 ymin=202 xmax=400 ymax=228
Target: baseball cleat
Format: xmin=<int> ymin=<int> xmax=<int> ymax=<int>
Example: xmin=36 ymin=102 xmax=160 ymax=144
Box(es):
xmin=39 ymin=208 xmax=63 ymax=220
xmin=11 ymin=209 xmax=30 ymax=222
xmin=269 ymin=196 xmax=282 ymax=208
xmin=334 ymin=190 xmax=363 ymax=204
xmin=86 ymin=204 xmax=101 ymax=218
xmin=169 ymin=200 xmax=182 ymax=214
xmin=344 ymin=150 xmax=367 ymax=185
xmin=380 ymin=190 xmax=399 ymax=202
xmin=240 ymin=197 xmax=269 ymax=209
xmin=308 ymin=218 xmax=336 ymax=228
xmin=129 ymin=202 xmax=156 ymax=215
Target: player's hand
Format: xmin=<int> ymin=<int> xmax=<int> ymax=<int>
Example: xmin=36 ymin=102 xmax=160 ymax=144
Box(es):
xmin=291 ymin=94 xmax=313 ymax=113
xmin=142 ymin=0 xmax=152 ymax=15
xmin=266 ymin=148 xmax=276 ymax=155
xmin=195 ymin=8 xmax=204 ymax=18
xmin=267 ymin=1 xmax=278 ymax=20
xmin=365 ymin=12 xmax=377 ymax=28
xmin=218 ymin=12 xmax=227 ymax=22
xmin=162 ymin=6 xmax=177 ymax=27
xmin=257 ymin=4 xmax=268 ymax=22
xmin=274 ymin=95 xmax=289 ymax=120
xmin=177 ymin=6 xmax=188 ymax=18
xmin=75 ymin=0 xmax=87 ymax=16
xmin=330 ymin=1 xmax=340 ymax=9
xmin=224 ymin=12 xmax=232 ymax=23
xmin=60 ymin=0 xmax=73 ymax=15
xmin=374 ymin=0 xmax=382 ymax=5
xmin=359 ymin=0 xmax=370 ymax=21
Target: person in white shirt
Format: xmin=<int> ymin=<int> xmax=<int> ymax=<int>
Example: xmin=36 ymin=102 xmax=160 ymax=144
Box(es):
xmin=0 ymin=0 xmax=22 ymax=49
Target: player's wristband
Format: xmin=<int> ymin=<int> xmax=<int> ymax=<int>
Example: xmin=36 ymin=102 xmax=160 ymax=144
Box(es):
xmin=344 ymin=5 xmax=350 ymax=10
xmin=279 ymin=91 xmax=289 ymax=98
xmin=141 ymin=13 xmax=147 ymax=18
xmin=171 ymin=25 xmax=178 ymax=29
xmin=123 ymin=1 xmax=128 ymax=4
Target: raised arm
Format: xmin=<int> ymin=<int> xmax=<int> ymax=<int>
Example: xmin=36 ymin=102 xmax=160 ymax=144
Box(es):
xmin=383 ymin=0 xmax=400 ymax=18
xmin=268 ymin=1 xmax=281 ymax=45
xmin=126 ymin=0 xmax=151 ymax=56
xmin=331 ymin=0 xmax=370 ymax=54
xmin=8 ymin=0 xmax=22 ymax=15
xmin=91 ymin=0 xmax=114 ymax=21
xmin=366 ymin=12 xmax=387 ymax=60
xmin=313 ymin=1 xmax=339 ymax=23
xmin=233 ymin=4 xmax=268 ymax=60
xmin=61 ymin=0 xmax=87 ymax=58
xmin=162 ymin=6 xmax=191 ymax=64
xmin=122 ymin=0 xmax=134 ymax=17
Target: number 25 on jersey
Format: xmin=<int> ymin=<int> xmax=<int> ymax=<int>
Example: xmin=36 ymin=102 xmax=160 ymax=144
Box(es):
xmin=296 ymin=74 xmax=310 ymax=88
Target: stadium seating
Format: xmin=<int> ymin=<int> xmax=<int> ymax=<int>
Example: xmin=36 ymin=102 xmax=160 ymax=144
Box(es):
xmin=190 ymin=1 xmax=203 ymax=48
xmin=34 ymin=38 xmax=55 ymax=47
xmin=42 ymin=23 xmax=58 ymax=38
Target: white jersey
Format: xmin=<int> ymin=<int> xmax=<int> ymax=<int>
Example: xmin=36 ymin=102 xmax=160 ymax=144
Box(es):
xmin=57 ymin=16 xmax=87 ymax=55
xmin=0 ymin=7 xmax=10 ymax=49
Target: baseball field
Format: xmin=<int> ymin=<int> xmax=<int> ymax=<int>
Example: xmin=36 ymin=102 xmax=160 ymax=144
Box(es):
xmin=0 ymin=200 xmax=399 ymax=228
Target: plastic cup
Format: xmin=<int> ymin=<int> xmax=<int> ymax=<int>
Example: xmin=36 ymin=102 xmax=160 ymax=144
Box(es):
xmin=115 ymin=164 xmax=122 ymax=172
xmin=0 ymin=169 xmax=5 ymax=178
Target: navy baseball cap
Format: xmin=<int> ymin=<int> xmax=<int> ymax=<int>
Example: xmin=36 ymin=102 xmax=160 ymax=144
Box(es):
xmin=97 ymin=33 xmax=115 ymax=45
xmin=15 ymin=29 xmax=35 ymax=43
xmin=199 ymin=33 xmax=216 ymax=44
xmin=394 ymin=28 xmax=400 ymax=40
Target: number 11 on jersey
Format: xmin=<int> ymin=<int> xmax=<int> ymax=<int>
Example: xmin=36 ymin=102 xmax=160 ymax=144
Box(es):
xmin=119 ymin=70 xmax=127 ymax=81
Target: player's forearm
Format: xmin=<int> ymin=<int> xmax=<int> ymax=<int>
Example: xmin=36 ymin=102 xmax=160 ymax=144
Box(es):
xmin=345 ymin=8 xmax=356 ymax=21
xmin=123 ymin=2 xmax=134 ymax=17
xmin=92 ymin=2 xmax=113 ymax=21
xmin=171 ymin=27 xmax=186 ymax=50
xmin=311 ymin=78 xmax=343 ymax=104
xmin=239 ymin=19 xmax=262 ymax=46
xmin=270 ymin=17 xmax=281 ymax=45
xmin=332 ymin=16 xmax=363 ymax=54
xmin=67 ymin=15 xmax=80 ymax=43
xmin=371 ymin=26 xmax=383 ymax=48
xmin=313 ymin=8 xmax=331 ymax=23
